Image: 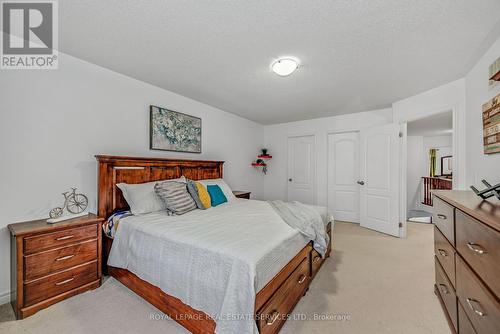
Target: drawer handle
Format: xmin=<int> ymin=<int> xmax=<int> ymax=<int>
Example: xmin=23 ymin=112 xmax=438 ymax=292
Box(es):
xmin=55 ymin=235 xmax=74 ymax=241
xmin=297 ymin=274 xmax=307 ymax=284
xmin=437 ymin=249 xmax=448 ymax=257
xmin=55 ymin=277 xmax=75 ymax=286
xmin=466 ymin=298 xmax=486 ymax=317
xmin=313 ymin=256 xmax=321 ymax=263
xmin=266 ymin=310 xmax=279 ymax=326
xmin=466 ymin=242 xmax=486 ymax=255
xmin=438 ymin=284 xmax=449 ymax=295
xmin=55 ymin=254 xmax=75 ymax=261
xmin=437 ymin=214 xmax=447 ymax=220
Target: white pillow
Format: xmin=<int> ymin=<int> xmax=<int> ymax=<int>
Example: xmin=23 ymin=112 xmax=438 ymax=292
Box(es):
xmin=117 ymin=176 xmax=186 ymax=214
xmin=198 ymin=178 xmax=236 ymax=202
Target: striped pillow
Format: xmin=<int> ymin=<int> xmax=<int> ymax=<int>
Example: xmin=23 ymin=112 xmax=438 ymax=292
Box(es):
xmin=154 ymin=180 xmax=196 ymax=215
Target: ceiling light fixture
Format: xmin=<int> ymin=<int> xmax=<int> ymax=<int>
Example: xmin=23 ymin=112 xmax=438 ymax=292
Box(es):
xmin=271 ymin=57 xmax=299 ymax=76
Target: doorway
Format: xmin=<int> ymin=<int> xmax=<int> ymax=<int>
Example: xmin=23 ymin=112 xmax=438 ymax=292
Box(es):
xmin=406 ymin=111 xmax=453 ymax=223
xmin=287 ymin=135 xmax=316 ymax=204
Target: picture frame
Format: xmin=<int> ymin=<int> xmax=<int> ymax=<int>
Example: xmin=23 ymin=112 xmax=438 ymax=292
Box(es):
xmin=149 ymin=105 xmax=202 ymax=153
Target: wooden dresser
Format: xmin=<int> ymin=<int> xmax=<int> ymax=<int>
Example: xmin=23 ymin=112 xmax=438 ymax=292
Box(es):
xmin=8 ymin=214 xmax=103 ymax=319
xmin=432 ymin=190 xmax=500 ymax=334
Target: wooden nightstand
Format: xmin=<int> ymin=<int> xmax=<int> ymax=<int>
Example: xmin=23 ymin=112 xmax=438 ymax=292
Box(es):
xmin=233 ymin=191 xmax=251 ymax=199
xmin=8 ymin=213 xmax=103 ymax=319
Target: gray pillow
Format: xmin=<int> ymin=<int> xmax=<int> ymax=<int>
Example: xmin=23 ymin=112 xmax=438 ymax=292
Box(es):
xmin=154 ymin=180 xmax=196 ymax=215
xmin=186 ymin=179 xmax=205 ymax=209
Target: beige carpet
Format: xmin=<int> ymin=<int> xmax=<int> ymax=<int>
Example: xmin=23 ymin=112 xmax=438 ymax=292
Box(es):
xmin=0 ymin=222 xmax=450 ymax=334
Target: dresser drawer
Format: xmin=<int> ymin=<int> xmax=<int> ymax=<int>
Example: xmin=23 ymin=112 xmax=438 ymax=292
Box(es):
xmin=458 ymin=301 xmax=477 ymax=334
xmin=435 ymin=258 xmax=458 ymax=331
xmin=433 ymin=196 xmax=455 ymax=245
xmin=257 ymin=257 xmax=309 ymax=334
xmin=24 ymin=224 xmax=98 ymax=254
xmin=24 ymin=261 xmax=98 ymax=306
xmin=25 ymin=239 xmax=98 ymax=281
xmin=434 ymin=226 xmax=456 ymax=287
xmin=456 ymin=210 xmax=500 ymax=298
xmin=456 ymin=256 xmax=500 ymax=334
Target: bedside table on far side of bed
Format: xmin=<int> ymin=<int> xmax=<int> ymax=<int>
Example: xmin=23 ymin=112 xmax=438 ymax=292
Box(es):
xmin=8 ymin=213 xmax=103 ymax=319
xmin=233 ymin=191 xmax=251 ymax=199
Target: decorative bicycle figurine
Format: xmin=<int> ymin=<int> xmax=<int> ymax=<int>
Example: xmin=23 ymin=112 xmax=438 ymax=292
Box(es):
xmin=49 ymin=188 xmax=89 ymax=219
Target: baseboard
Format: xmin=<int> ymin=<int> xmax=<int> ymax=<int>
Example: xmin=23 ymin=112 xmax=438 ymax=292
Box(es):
xmin=0 ymin=290 xmax=10 ymax=306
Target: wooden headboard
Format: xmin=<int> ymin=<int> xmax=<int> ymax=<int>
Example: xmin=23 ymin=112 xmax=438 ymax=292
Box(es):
xmin=96 ymin=155 xmax=224 ymax=218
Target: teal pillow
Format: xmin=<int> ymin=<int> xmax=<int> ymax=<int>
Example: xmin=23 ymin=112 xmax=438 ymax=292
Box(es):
xmin=207 ymin=185 xmax=227 ymax=206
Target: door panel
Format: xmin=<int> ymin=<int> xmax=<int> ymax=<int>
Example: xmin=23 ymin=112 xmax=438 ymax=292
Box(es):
xmin=288 ymin=136 xmax=315 ymax=204
xmin=328 ymin=132 xmax=359 ymax=223
xmin=360 ymin=124 xmax=400 ymax=236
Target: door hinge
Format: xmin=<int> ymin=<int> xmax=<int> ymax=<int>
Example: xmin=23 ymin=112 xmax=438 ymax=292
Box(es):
xmin=399 ymin=132 xmax=403 ymax=138
xmin=399 ymin=222 xmax=403 ymax=228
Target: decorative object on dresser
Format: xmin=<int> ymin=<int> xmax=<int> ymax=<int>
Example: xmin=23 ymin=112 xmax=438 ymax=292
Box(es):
xmin=150 ymin=105 xmax=202 ymax=153
xmin=233 ymin=191 xmax=251 ymax=199
xmin=96 ymin=155 xmax=332 ymax=334
xmin=432 ymin=190 xmax=500 ymax=334
xmin=481 ymin=93 xmax=500 ymax=154
xmin=251 ymin=149 xmax=272 ymax=174
xmin=48 ymin=187 xmax=89 ymax=222
xmin=8 ymin=214 xmax=103 ymax=319
xmin=470 ymin=179 xmax=500 ymax=200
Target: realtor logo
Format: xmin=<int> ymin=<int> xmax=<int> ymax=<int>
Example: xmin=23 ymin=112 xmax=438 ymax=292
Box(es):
xmin=1 ymin=0 xmax=58 ymax=69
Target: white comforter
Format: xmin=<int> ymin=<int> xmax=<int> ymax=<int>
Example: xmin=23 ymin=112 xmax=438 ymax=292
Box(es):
xmin=108 ymin=199 xmax=331 ymax=334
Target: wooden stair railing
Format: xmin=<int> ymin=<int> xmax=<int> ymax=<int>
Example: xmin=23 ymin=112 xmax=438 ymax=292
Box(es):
xmin=422 ymin=177 xmax=452 ymax=206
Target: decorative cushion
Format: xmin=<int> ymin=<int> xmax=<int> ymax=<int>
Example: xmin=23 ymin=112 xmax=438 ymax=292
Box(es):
xmin=195 ymin=182 xmax=212 ymax=209
xmin=186 ymin=179 xmax=205 ymax=209
xmin=116 ymin=181 xmax=166 ymax=215
xmin=207 ymin=185 xmax=227 ymax=207
xmin=155 ymin=179 xmax=197 ymax=215
xmin=198 ymin=179 xmax=236 ymax=202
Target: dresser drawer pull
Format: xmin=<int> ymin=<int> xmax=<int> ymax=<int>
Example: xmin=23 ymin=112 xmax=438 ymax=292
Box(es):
xmin=438 ymin=284 xmax=450 ymax=295
xmin=437 ymin=249 xmax=448 ymax=257
xmin=55 ymin=235 xmax=74 ymax=241
xmin=466 ymin=242 xmax=486 ymax=254
xmin=266 ymin=311 xmax=279 ymax=326
xmin=313 ymin=256 xmax=321 ymax=263
xmin=55 ymin=254 xmax=75 ymax=261
xmin=466 ymin=298 xmax=486 ymax=317
xmin=55 ymin=277 xmax=75 ymax=286
xmin=297 ymin=274 xmax=307 ymax=284
xmin=437 ymin=214 xmax=447 ymax=220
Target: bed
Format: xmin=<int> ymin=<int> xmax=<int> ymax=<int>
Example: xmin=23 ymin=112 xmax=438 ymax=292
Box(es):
xmin=96 ymin=155 xmax=332 ymax=334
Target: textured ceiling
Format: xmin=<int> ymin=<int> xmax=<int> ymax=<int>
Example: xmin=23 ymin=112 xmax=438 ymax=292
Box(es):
xmin=59 ymin=1 xmax=500 ymax=124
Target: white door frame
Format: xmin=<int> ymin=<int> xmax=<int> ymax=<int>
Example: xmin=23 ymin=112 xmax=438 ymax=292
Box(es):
xmin=399 ymin=106 xmax=461 ymax=238
xmin=326 ymin=130 xmax=360 ymax=223
xmin=286 ymin=134 xmax=317 ymax=205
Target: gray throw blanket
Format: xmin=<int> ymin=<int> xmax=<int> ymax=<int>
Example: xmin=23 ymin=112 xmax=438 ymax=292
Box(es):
xmin=268 ymin=200 xmax=329 ymax=257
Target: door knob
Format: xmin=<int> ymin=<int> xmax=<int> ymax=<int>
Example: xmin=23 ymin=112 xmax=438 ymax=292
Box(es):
xmin=288 ymin=178 xmax=292 ymax=182
xmin=357 ymin=180 xmax=365 ymax=185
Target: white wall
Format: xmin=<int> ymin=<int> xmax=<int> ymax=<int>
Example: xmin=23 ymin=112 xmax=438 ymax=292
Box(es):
xmin=262 ymin=109 xmax=393 ymax=205
xmin=0 ymin=53 xmax=265 ymax=304
xmin=465 ymin=35 xmax=500 ymax=187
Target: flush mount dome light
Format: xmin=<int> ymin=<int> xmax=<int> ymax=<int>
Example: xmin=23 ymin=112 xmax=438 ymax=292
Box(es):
xmin=271 ymin=58 xmax=299 ymax=76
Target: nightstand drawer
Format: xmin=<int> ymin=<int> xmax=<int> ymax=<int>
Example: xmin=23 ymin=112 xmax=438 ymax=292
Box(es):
xmin=24 ymin=261 xmax=98 ymax=306
xmin=24 ymin=224 xmax=97 ymax=254
xmin=433 ymin=196 xmax=455 ymax=245
xmin=25 ymin=239 xmax=98 ymax=281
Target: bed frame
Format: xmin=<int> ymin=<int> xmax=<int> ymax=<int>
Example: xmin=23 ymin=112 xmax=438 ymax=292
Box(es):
xmin=96 ymin=155 xmax=331 ymax=334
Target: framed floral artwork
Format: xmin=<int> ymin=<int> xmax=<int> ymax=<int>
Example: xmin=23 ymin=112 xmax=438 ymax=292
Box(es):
xmin=150 ymin=105 xmax=202 ymax=153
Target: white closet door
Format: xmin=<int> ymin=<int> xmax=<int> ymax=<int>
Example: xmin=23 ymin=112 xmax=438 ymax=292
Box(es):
xmin=328 ymin=132 xmax=360 ymax=223
xmin=287 ymin=135 xmax=315 ymax=204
